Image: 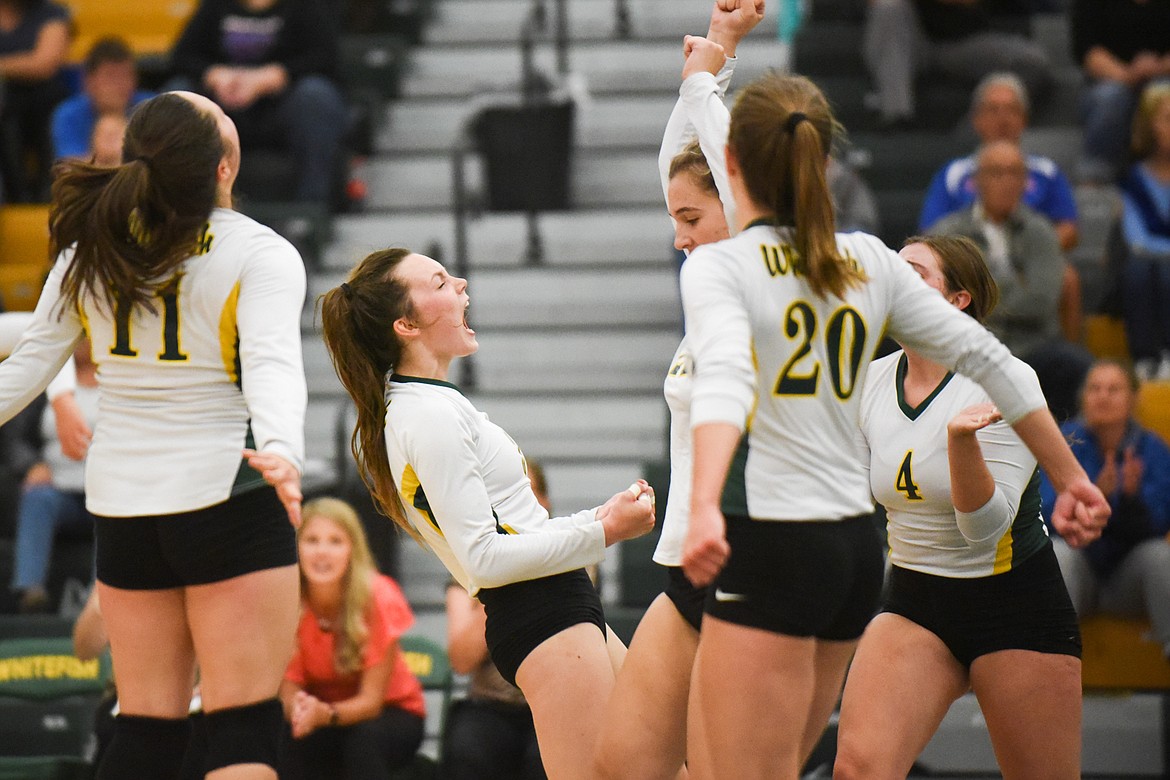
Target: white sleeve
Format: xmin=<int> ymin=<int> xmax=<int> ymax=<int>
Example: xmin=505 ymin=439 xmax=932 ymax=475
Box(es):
xmin=680 ymin=246 xmax=756 ymax=429
xmin=236 ymin=235 xmax=307 ymax=471
xmin=45 ymin=357 xmax=77 ymax=401
xmin=681 ymin=71 xmax=736 ymax=233
xmin=659 ymin=61 xmax=737 ymax=232
xmin=403 ymin=405 xmax=606 ymax=589
xmin=955 ymin=416 xmax=1038 ymax=545
xmin=876 ymin=240 xmax=1046 ymax=423
xmin=0 ymin=258 xmax=83 ymax=425
xmin=0 ymin=312 xmax=33 ymax=355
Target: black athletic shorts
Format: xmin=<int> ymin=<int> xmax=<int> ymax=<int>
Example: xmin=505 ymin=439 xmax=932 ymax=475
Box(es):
xmin=477 ymin=568 xmax=605 ymax=688
xmin=95 ymin=486 xmax=296 ymax=590
xmin=664 ymin=565 xmax=707 ymax=632
xmin=882 ymin=540 xmax=1082 ymax=667
xmin=705 ymin=513 xmax=884 ymax=640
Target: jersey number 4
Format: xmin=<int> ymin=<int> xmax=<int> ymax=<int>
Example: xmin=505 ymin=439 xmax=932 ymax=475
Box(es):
xmin=110 ymin=277 xmax=188 ymax=361
xmin=896 ymin=451 xmax=924 ymax=501
xmin=775 ymin=301 xmax=867 ymax=399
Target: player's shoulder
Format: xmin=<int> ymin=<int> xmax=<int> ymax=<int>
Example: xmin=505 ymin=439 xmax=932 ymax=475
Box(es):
xmin=207 ymin=209 xmax=302 ymax=265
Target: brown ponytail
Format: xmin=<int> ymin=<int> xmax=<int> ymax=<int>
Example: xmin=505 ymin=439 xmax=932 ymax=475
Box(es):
xmin=318 ymin=248 xmax=421 ymax=541
xmin=50 ymin=92 xmax=223 ymax=315
xmin=728 ymin=73 xmax=864 ymax=300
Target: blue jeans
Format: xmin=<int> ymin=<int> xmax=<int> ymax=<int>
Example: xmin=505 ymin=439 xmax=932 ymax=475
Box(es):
xmin=1121 ymin=256 xmax=1170 ymax=362
xmin=11 ymin=485 xmax=92 ymax=590
xmin=1079 ymin=79 xmax=1138 ymax=182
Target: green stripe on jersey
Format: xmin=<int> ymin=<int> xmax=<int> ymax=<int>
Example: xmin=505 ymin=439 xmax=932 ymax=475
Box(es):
xmin=720 ymin=435 xmax=751 ymax=518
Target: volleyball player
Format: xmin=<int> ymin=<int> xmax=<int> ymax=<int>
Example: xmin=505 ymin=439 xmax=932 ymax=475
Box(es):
xmin=678 ymin=72 xmax=1109 ymax=779
xmin=594 ymin=4 xmax=762 ymax=778
xmin=318 ymin=248 xmax=655 ymax=780
xmin=0 ymin=91 xmax=306 ymax=780
xmin=836 ymin=235 xmax=1082 ymax=779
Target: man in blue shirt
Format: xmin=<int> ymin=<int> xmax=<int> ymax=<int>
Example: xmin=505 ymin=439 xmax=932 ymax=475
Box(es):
xmin=919 ymin=72 xmax=1079 ymax=251
xmin=50 ymin=37 xmax=153 ymax=160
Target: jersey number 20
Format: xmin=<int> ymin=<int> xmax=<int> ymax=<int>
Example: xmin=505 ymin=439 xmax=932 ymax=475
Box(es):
xmin=775 ymin=301 xmax=867 ymax=399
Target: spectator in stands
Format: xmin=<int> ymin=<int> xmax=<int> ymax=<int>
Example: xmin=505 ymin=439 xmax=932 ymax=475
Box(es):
xmin=170 ymin=0 xmax=347 ymax=205
xmin=9 ymin=337 xmax=96 ymax=613
xmin=919 ymin=72 xmax=1078 ymax=250
xmin=438 ymin=462 xmax=555 ymax=780
xmin=50 ymin=37 xmax=152 ymax=162
xmin=1040 ymin=359 xmax=1170 ymax=660
xmin=863 ymin=0 xmax=1052 ymax=128
xmin=281 ymin=497 xmax=425 ymax=780
xmin=1072 ymin=0 xmax=1170 ymax=184
xmin=1117 ymin=82 xmax=1170 ymax=381
xmin=919 ymin=72 xmax=1084 ymax=343
xmin=928 ymin=139 xmax=1093 ymax=421
xmin=0 ymin=0 xmax=71 ymax=202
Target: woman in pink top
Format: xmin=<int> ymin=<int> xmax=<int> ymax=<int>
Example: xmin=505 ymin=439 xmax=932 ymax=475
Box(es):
xmin=280 ymin=497 xmax=425 ymax=779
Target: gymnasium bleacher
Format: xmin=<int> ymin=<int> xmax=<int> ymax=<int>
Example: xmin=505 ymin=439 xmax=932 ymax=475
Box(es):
xmin=0 ymin=0 xmax=1168 ymax=776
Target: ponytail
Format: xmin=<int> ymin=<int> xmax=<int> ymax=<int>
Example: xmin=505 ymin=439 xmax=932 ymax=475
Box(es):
xmin=729 ymin=73 xmax=865 ymax=300
xmin=50 ymin=93 xmax=223 ymax=315
xmin=318 ymin=248 xmax=421 ymax=541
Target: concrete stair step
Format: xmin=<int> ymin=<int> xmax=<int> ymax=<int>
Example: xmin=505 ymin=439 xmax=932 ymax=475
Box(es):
xmin=323 ymin=208 xmax=675 ymax=272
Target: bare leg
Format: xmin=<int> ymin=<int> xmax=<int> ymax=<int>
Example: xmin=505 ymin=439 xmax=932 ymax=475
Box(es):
xmin=689 ymin=616 xmax=815 ymax=780
xmin=97 ymin=582 xmax=196 ymax=717
xmin=834 ymin=614 xmax=968 ymax=780
xmin=800 ymin=639 xmax=857 ymax=764
xmin=187 ymin=564 xmax=300 ymax=780
xmin=516 ymin=622 xmax=618 ymax=780
xmin=595 ymin=595 xmax=698 ymax=780
xmin=971 ymin=650 xmax=1081 ymax=779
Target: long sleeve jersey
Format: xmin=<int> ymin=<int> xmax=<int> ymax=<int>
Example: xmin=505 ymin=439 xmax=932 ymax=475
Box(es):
xmin=680 ymin=224 xmax=1046 ymax=522
xmin=384 ymin=376 xmax=606 ymax=595
xmin=0 ymin=208 xmax=306 ymax=516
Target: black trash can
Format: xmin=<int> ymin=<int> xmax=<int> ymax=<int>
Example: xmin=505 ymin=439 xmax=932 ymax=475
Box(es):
xmin=472 ymin=101 xmax=575 ymax=212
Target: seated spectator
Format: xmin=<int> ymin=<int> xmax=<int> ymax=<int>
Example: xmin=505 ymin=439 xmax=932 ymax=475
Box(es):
xmin=863 ymin=0 xmax=1051 ymax=128
xmin=1117 ymin=82 xmax=1170 ymax=381
xmin=1040 ymin=360 xmax=1170 ymax=660
xmin=1072 ymin=0 xmax=1170 ymax=183
xmin=928 ymin=139 xmax=1093 ymax=421
xmin=50 ymin=37 xmax=152 ymax=162
xmin=0 ymin=0 xmax=70 ymax=202
xmin=919 ymin=71 xmax=1084 ymax=342
xmin=281 ymin=497 xmax=425 ymax=780
xmin=89 ymin=112 xmax=127 ymax=167
xmin=169 ymin=0 xmax=347 ymax=205
xmin=920 ymin=72 xmax=1079 ymax=249
xmin=9 ymin=337 xmax=96 ymax=613
xmin=438 ymin=462 xmax=556 ymax=780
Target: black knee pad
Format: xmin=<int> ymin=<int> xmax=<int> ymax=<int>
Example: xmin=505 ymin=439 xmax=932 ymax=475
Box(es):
xmin=203 ymin=698 xmax=284 ymax=773
xmin=96 ymin=714 xmax=190 ymax=780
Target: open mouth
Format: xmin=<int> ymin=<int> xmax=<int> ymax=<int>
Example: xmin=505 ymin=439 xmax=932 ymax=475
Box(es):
xmin=463 ymin=303 xmax=474 ymax=333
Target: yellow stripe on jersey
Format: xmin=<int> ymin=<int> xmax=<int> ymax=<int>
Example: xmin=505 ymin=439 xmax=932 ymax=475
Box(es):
xmin=499 ymin=523 xmax=517 ymax=534
xmin=218 ymin=280 xmax=240 ymax=383
xmin=992 ymin=528 xmax=1013 ymax=575
xmin=746 ymin=339 xmax=759 ymax=432
xmin=400 ymin=463 xmax=443 ymax=537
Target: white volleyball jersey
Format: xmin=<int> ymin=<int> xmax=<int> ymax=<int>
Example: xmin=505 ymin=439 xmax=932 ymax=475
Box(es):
xmin=0 ymin=208 xmax=307 ymax=516
xmin=679 ymin=223 xmax=1045 ymax=522
xmin=859 ymin=352 xmax=1049 ymax=577
xmin=384 ymin=376 xmax=605 ymax=596
xmin=655 ymin=338 xmax=693 ymax=566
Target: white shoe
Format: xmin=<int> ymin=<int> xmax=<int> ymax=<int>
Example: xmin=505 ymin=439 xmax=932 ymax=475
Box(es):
xmin=1157 ymin=353 xmax=1170 ymax=381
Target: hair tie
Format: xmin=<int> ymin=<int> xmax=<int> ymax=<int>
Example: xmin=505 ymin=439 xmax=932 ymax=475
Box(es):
xmin=133 ymin=155 xmax=153 ymax=169
xmin=784 ymin=112 xmax=809 ymax=134
xmin=339 ymin=281 xmax=353 ymax=299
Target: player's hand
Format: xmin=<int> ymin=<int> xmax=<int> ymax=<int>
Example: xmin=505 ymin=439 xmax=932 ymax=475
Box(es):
xmin=682 ymin=503 xmax=730 ymax=587
xmin=243 ymin=449 xmax=302 ymax=528
xmin=290 ymin=690 xmax=323 ymax=738
xmin=682 ymin=35 xmax=727 ymax=80
xmin=51 ymin=392 xmax=92 ymax=461
xmin=710 ymin=0 xmax=765 ymax=51
xmin=1051 ymin=475 xmax=1109 ymax=548
xmin=947 ymin=402 xmax=1001 ymax=438
xmin=597 ymin=480 xmax=656 ymax=545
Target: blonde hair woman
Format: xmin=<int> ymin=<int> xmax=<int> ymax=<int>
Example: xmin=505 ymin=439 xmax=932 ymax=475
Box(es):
xmin=280 ymin=497 xmax=425 ymax=779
